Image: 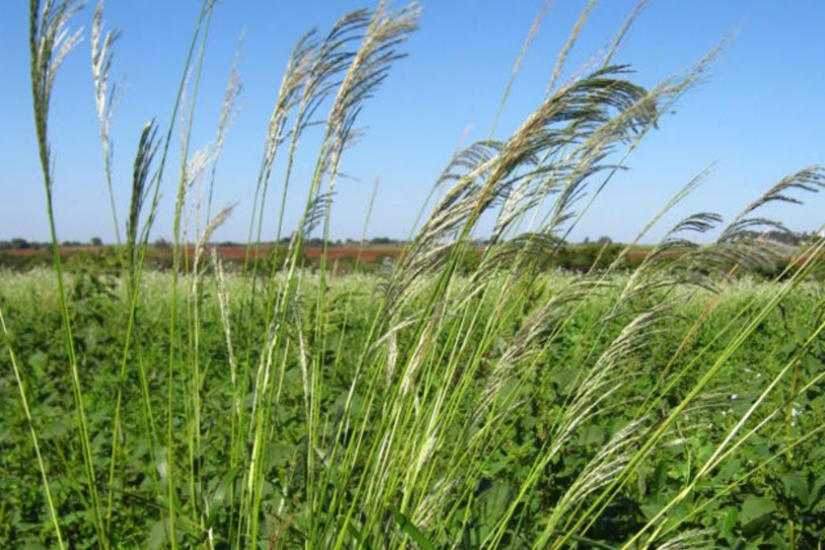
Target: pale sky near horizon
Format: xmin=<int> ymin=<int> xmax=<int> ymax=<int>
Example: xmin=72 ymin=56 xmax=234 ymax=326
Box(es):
xmin=1 ymin=1 xmax=824 ymax=244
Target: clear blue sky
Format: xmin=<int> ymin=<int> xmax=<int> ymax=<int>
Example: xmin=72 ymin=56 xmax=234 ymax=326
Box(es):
xmin=1 ymin=1 xmax=823 ymax=243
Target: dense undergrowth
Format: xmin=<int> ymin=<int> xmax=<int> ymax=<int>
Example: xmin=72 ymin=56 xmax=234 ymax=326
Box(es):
xmin=4 ymin=0 xmax=825 ymax=549
xmin=2 ymin=270 xmax=825 ymax=548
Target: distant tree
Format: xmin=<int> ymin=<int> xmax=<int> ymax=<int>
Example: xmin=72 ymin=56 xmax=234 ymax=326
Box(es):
xmin=582 ymin=236 xmax=590 ymax=244
xmin=597 ymin=236 xmax=612 ymax=245
xmin=370 ymin=236 xmax=393 ymax=245
xmin=154 ymin=237 xmax=171 ymax=249
xmin=90 ymin=236 xmax=103 ymax=247
xmin=10 ymin=238 xmax=29 ymax=250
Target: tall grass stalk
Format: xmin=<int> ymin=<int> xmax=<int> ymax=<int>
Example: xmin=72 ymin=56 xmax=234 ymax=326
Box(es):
xmin=28 ymin=1 xmax=108 ymax=546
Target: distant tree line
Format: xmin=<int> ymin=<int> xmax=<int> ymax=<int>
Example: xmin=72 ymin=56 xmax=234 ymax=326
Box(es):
xmin=732 ymin=230 xmax=820 ymax=246
xmin=1 ymin=230 xmax=819 ymax=254
xmin=0 ymin=237 xmax=105 ymax=250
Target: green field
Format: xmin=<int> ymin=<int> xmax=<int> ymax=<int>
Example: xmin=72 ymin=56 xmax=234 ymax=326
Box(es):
xmin=2 ymin=267 xmax=825 ymax=548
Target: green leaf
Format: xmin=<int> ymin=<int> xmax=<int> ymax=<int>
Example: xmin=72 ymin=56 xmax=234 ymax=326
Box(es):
xmin=147 ymin=519 xmax=166 ymax=550
xmin=578 ymin=425 xmax=605 ymax=446
xmin=807 ymin=475 xmax=825 ymax=512
xmin=715 ymin=459 xmax=742 ymax=484
xmin=739 ymin=495 xmax=776 ymax=534
xmin=346 ymin=521 xmax=373 ymax=550
xmin=28 ymin=350 xmax=48 ymax=379
xmin=719 ymin=505 xmax=738 ymax=538
xmin=22 ymin=538 xmax=47 ymax=550
xmin=390 ymin=506 xmax=437 ymax=550
xmin=781 ymin=473 xmax=809 ymax=506
xmin=206 ymin=467 xmax=241 ymax=518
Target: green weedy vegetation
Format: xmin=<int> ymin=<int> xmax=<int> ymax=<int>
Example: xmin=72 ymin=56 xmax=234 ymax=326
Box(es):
xmin=2 ymin=0 xmax=825 ymax=549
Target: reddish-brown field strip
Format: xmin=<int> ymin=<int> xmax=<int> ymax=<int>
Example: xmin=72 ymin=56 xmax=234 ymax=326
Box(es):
xmin=211 ymin=246 xmax=405 ymax=261
xmin=304 ymin=247 xmax=403 ymax=260
xmin=4 ymin=246 xmax=105 ymax=257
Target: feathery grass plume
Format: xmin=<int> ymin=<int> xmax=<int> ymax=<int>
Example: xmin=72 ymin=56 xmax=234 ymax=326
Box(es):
xmin=282 ymin=2 xmax=421 ymax=283
xmin=243 ymin=29 xmax=316 ymax=277
xmin=387 ymin=64 xmax=656 ymax=308
xmin=92 ymin=0 xmax=123 ymax=243
xmin=465 ymin=57 xmax=717 ymax=327
xmin=719 ymin=165 xmax=825 ymax=242
xmin=668 ymin=167 xmax=825 ymax=283
xmin=193 ymin=203 xmax=234 ymax=282
xmin=472 ymin=276 xmax=606 ymax=421
xmin=474 ymin=294 xmax=677 ymax=549
xmin=371 ymin=25 xmax=730 ymax=550
xmin=183 ymin=144 xmax=211 ymax=229
xmin=651 ymin=530 xmax=714 ymax=550
xmin=546 ymin=0 xmax=597 ymax=95
xmin=206 ymin=33 xmax=244 ymax=225
xmin=301 ymin=190 xmax=336 ymax=241
xmin=318 ymin=1 xmax=421 ymax=196
xmin=255 ymin=5 xmax=415 ymax=313
xmin=549 ymin=39 xmax=729 ymax=254
xmin=212 ymin=250 xmax=238 ymax=400
xmin=30 ymin=0 xmax=83 ymax=184
xmin=262 ymin=32 xmax=315 ymax=172
xmin=126 ymin=121 xmax=159 ymax=283
xmin=539 ymin=416 xmax=652 ymax=543
xmin=557 ymin=306 xmax=672 ymax=442
xmin=285 ymin=3 xmax=419 ymax=284
xmin=603 ymin=0 xmax=650 ymax=68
